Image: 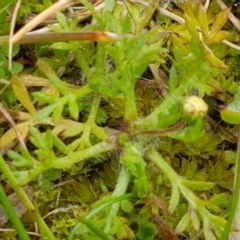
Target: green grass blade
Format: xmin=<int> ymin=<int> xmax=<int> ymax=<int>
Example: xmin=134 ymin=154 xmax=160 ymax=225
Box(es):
xmin=0 ymin=184 xmax=31 ymax=240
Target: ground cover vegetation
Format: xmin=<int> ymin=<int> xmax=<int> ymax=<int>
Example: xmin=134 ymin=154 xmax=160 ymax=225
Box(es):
xmin=0 ymin=0 xmax=240 ymax=239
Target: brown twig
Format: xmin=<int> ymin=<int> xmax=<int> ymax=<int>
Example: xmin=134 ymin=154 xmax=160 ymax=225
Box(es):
xmin=134 ymin=120 xmax=185 ymax=137
xmin=145 ymin=200 xmax=179 ymax=240
xmin=206 ymin=115 xmax=237 ymax=143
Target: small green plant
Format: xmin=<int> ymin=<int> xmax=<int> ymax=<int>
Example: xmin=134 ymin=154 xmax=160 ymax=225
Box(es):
xmin=0 ymin=0 xmax=240 ymax=239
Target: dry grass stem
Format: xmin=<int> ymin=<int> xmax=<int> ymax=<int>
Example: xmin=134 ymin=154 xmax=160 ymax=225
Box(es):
xmin=11 ymin=0 xmax=74 ymax=44
xmin=0 ymin=103 xmax=27 ymax=149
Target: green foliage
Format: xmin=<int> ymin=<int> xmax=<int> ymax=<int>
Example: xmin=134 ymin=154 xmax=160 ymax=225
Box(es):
xmin=0 ymin=0 xmax=16 ymax=14
xmin=0 ymin=1 xmax=239 ymax=240
xmin=137 ymin=223 xmax=157 ymax=240
xmin=221 ymin=86 xmax=240 ymax=124
xmin=121 ymin=142 xmax=151 ymax=197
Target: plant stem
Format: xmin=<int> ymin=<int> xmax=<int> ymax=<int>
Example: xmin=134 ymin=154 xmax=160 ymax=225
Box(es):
xmin=133 ymin=120 xmax=185 ymax=137
xmin=20 ymin=141 xmax=118 ymax=185
xmin=56 ymin=140 xmax=118 ymax=168
xmin=140 ymin=85 xmax=186 ymax=129
xmin=80 ymin=218 xmax=114 ymax=240
xmin=0 ymin=155 xmax=35 ymax=211
xmin=221 ymin=125 xmax=240 ymax=240
xmin=146 ymin=147 xmax=200 ymax=210
xmin=0 ymin=155 xmax=55 ymax=239
xmin=79 ymin=93 xmax=101 ymax=147
xmin=123 ymin=85 xmax=138 ymax=127
xmin=104 ymin=164 xmax=131 ymax=232
xmin=0 ymin=31 xmax=122 ymax=46
xmin=67 ymin=192 xmax=137 ymax=240
xmin=36 ymin=208 xmax=56 ymax=240
xmin=74 ymin=50 xmax=92 ymax=79
xmin=0 ymin=183 xmax=31 ymax=240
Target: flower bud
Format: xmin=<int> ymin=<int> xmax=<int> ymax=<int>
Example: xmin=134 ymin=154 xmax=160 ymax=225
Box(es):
xmin=182 ymin=96 xmax=208 ymax=122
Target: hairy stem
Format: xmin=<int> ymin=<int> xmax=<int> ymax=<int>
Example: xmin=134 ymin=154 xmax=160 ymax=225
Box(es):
xmin=79 ymin=93 xmax=101 ymax=148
